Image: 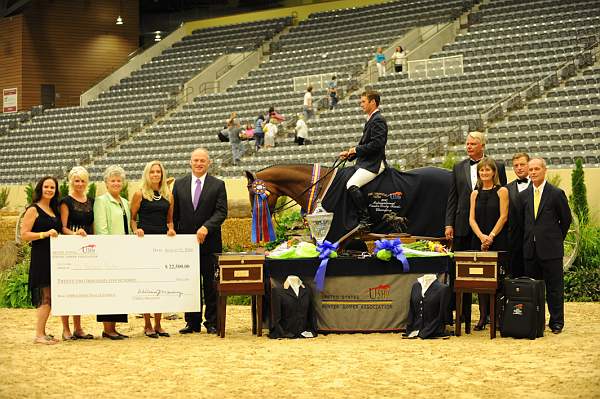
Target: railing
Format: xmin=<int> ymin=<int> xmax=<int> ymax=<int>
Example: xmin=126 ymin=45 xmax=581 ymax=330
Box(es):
xmin=479 ymin=34 xmax=600 ymax=126
xmin=407 ymin=54 xmax=463 ymax=79
xmin=402 ymin=125 xmax=464 ymax=169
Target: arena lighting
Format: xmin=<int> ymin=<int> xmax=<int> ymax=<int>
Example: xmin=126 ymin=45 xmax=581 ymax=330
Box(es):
xmin=116 ymin=15 xmax=123 ymax=25
xmin=155 ymin=32 xmax=162 ymax=42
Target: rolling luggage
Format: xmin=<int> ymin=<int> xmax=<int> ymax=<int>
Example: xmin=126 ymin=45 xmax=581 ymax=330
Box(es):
xmin=500 ymin=277 xmax=545 ymax=339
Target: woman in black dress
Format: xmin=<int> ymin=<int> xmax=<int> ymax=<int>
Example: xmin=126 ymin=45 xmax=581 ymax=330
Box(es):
xmin=469 ymin=157 xmax=509 ymax=331
xmin=130 ymin=160 xmax=175 ymax=338
xmin=20 ymin=176 xmax=61 ymax=345
xmin=59 ymin=166 xmax=94 ymax=340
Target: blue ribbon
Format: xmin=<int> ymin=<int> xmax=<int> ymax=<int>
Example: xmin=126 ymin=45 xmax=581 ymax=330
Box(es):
xmin=374 ymin=238 xmax=410 ymax=272
xmin=314 ymin=240 xmax=339 ymax=292
xmin=251 ymin=191 xmax=276 ymax=243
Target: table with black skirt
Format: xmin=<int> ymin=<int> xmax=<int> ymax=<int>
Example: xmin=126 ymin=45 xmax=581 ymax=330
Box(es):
xmin=264 ymin=256 xmax=449 ymax=333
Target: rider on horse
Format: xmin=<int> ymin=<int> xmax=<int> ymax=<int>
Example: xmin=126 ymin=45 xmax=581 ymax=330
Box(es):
xmin=338 ymin=90 xmax=388 ymax=230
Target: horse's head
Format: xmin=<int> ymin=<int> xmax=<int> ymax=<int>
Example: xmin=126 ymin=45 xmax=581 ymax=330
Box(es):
xmin=245 ymin=170 xmax=279 ymax=213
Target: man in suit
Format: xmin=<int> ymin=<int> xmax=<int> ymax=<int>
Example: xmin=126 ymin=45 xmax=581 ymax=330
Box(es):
xmin=519 ymin=157 xmax=571 ymax=334
xmin=339 ymin=90 xmax=388 ymax=229
xmin=444 ymin=131 xmax=507 ymax=328
xmin=173 ymin=148 xmax=228 ymax=334
xmin=505 ymin=152 xmax=530 ymax=278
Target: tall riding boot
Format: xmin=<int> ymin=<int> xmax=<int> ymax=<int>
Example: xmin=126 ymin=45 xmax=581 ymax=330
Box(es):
xmin=348 ymin=185 xmax=371 ymax=231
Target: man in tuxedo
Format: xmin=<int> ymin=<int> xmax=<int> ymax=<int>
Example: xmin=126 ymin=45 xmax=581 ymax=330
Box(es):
xmin=505 ymin=152 xmax=530 ymax=278
xmin=519 ymin=157 xmax=571 ymax=334
xmin=173 ymin=148 xmax=228 ymax=334
xmin=444 ymin=131 xmax=507 ymax=328
xmin=339 ymin=90 xmax=388 ymax=229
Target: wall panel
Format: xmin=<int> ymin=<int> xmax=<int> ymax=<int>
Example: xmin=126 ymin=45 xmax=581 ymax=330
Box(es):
xmin=0 ymin=15 xmax=23 ymax=112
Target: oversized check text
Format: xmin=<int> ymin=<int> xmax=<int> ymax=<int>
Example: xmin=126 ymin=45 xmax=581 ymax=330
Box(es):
xmin=51 ymin=235 xmax=200 ymax=315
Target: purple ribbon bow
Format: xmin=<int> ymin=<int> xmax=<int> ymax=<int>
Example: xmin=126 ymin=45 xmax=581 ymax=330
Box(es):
xmin=314 ymin=240 xmax=339 ymax=292
xmin=374 ymin=238 xmax=410 ymax=272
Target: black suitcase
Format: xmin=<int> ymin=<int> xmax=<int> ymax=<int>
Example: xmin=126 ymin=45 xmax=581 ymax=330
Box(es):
xmin=500 ymin=277 xmax=545 ymax=339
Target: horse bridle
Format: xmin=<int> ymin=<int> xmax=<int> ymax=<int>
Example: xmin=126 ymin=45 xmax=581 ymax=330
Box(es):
xmin=247 ymin=158 xmax=347 ymax=216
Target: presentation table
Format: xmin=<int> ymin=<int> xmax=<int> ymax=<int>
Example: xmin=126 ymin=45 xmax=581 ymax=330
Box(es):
xmin=263 ymin=256 xmax=449 ymax=333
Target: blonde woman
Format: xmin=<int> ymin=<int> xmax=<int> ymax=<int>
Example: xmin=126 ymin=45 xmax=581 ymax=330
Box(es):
xmin=59 ymin=166 xmax=94 ymax=340
xmin=130 ymin=160 xmax=175 ymax=338
xmin=93 ymin=165 xmax=131 ymax=340
xmin=20 ymin=176 xmax=61 ymax=344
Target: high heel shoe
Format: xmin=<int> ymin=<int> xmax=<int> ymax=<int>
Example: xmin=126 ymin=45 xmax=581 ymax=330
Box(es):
xmin=102 ymin=331 xmax=124 ymax=340
xmin=473 ymin=321 xmax=488 ymax=331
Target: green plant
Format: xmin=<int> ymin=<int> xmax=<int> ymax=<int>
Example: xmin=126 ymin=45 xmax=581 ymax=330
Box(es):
xmin=564 ymin=265 xmax=600 ymax=302
xmin=0 ymin=186 xmax=10 ymax=208
xmin=570 ymin=159 xmax=589 ymax=225
xmin=59 ymin=179 xmax=69 ymax=199
xmin=441 ymin=152 xmax=458 ymax=170
xmin=0 ymin=259 xmax=33 ymax=309
xmin=573 ymin=223 xmax=600 ymax=269
xmin=87 ymin=182 xmax=97 ymax=199
xmin=120 ymin=181 xmax=129 ymax=200
xmin=24 ymin=182 xmax=35 ymax=205
xmin=265 ymin=209 xmax=304 ymax=250
xmin=227 ymin=295 xmax=251 ymax=305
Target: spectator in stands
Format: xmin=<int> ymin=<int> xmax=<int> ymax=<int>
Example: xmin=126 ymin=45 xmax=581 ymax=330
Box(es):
xmin=303 ymin=86 xmax=314 ymax=120
xmin=375 ymin=47 xmax=386 ymax=77
xmin=506 ymin=152 xmax=530 ymax=278
xmin=445 ymin=131 xmax=507 ymax=329
xmin=254 ymin=114 xmax=265 ymax=151
xmin=59 ymin=166 xmax=94 ymax=341
xmin=338 ymin=90 xmax=387 ymax=230
xmin=20 ymin=176 xmax=61 ymax=345
xmin=391 ymin=46 xmax=407 ymax=73
xmin=328 ymin=76 xmax=338 ymax=110
xmin=94 ymin=165 xmax=131 ymax=340
xmin=266 ymin=106 xmax=285 ymax=123
xmin=519 ymin=157 xmax=571 ymax=334
xmin=227 ymin=113 xmax=244 ymax=164
xmin=242 ymin=123 xmax=255 ymax=140
xmin=295 ymin=113 xmax=309 ymax=145
xmin=130 ymin=160 xmax=176 ymax=339
xmin=264 ymin=118 xmax=278 ymax=149
xmin=469 ymin=157 xmax=509 ymax=331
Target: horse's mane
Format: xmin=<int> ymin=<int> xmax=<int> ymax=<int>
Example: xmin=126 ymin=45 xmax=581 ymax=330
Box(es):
xmin=255 ymin=163 xmax=319 ymax=173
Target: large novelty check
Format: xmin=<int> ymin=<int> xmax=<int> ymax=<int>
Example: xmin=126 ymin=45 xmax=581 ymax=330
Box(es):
xmin=50 ymin=235 xmax=201 ymax=316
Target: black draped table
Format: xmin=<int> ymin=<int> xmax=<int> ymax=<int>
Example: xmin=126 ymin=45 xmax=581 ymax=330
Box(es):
xmin=264 ymin=256 xmax=449 ymax=333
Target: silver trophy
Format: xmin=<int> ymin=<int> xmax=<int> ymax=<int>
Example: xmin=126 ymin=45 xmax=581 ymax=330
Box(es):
xmin=305 ymin=201 xmax=334 ymax=244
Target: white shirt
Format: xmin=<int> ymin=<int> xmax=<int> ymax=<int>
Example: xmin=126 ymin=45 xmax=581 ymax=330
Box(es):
xmin=295 ymin=119 xmax=308 ymax=138
xmin=469 ymin=161 xmax=480 ymax=190
xmin=517 ymin=177 xmax=530 ymax=192
xmin=303 ymin=91 xmax=312 ymax=107
xmin=532 ymin=179 xmax=547 ymax=198
xmin=190 ymin=173 xmax=207 ymax=204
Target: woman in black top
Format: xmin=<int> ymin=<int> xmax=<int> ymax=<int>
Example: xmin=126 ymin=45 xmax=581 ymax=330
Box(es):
xmin=130 ymin=160 xmax=176 ymax=338
xmin=59 ymin=166 xmax=94 ymax=340
xmin=469 ymin=157 xmax=509 ymax=331
xmin=20 ymin=176 xmax=62 ymax=345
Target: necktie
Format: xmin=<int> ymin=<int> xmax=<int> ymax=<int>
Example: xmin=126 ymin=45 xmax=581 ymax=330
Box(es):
xmin=534 ymin=187 xmax=541 ymax=219
xmin=193 ymin=179 xmax=202 ymax=210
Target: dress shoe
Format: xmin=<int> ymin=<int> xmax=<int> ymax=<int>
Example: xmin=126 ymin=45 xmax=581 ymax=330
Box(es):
xmin=157 ymin=331 xmax=170 ymax=337
xmin=205 ymin=325 xmax=218 ymax=335
xmin=115 ymin=331 xmax=129 ymax=338
xmin=473 ymin=320 xmax=488 ymax=331
xmin=102 ymin=332 xmax=124 ymax=340
xmin=179 ymin=325 xmax=200 ymax=334
xmin=73 ymin=332 xmax=94 ymax=339
xmin=551 ymin=327 xmax=563 ymax=334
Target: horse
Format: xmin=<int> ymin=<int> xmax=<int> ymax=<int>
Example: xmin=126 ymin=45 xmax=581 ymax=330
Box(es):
xmin=245 ymin=163 xmax=452 ymax=244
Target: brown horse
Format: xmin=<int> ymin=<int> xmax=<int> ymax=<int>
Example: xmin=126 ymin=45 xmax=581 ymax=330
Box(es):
xmin=245 ymin=163 xmax=452 ymax=243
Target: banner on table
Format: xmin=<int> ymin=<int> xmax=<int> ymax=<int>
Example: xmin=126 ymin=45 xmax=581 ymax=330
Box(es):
xmin=310 ymin=274 xmax=420 ymax=332
xmin=50 ymin=235 xmax=200 ymax=316
xmin=3 ymin=88 xmax=17 ymax=113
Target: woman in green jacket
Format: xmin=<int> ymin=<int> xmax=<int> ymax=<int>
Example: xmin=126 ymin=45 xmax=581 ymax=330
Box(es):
xmin=93 ymin=165 xmax=131 ymax=340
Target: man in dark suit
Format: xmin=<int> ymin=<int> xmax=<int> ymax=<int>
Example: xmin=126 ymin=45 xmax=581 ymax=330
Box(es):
xmin=173 ymin=148 xmax=228 ymax=334
xmin=339 ymin=90 xmax=387 ymax=228
xmin=505 ymin=152 xmax=530 ymax=278
xmin=444 ymin=131 xmax=507 ymax=329
xmin=519 ymin=157 xmax=571 ymax=334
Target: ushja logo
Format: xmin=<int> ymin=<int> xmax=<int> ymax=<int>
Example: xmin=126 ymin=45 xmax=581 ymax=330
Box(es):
xmin=367 ymin=284 xmax=391 ymax=299
xmin=79 ymin=244 xmax=96 ymax=254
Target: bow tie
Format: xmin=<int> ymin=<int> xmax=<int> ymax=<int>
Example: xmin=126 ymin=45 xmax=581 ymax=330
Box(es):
xmin=516 ymin=178 xmax=529 ymax=184
xmin=469 ymin=159 xmax=481 ymax=166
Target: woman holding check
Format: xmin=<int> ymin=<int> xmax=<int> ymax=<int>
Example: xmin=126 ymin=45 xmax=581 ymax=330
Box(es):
xmin=93 ymin=165 xmax=131 ymax=340
xmin=130 ymin=160 xmax=176 ymax=338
